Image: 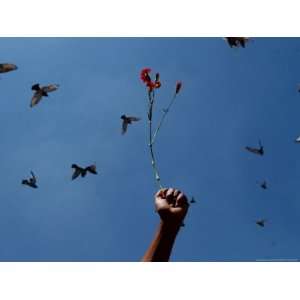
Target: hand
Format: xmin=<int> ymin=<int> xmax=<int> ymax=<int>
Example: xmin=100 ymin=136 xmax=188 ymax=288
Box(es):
xmin=155 ymin=188 xmax=189 ymax=228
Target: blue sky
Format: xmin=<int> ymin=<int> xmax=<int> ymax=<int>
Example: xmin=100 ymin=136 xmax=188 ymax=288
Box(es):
xmin=0 ymin=38 xmax=300 ymax=261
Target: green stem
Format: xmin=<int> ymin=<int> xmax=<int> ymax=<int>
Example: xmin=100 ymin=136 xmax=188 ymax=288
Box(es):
xmin=147 ymin=90 xmax=163 ymax=189
xmin=151 ymin=93 xmax=177 ymax=145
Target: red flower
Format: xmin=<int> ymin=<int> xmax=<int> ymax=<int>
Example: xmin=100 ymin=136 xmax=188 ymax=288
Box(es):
xmin=146 ymin=81 xmax=156 ymax=92
xmin=175 ymin=81 xmax=182 ymax=94
xmin=140 ymin=68 xmax=152 ymax=83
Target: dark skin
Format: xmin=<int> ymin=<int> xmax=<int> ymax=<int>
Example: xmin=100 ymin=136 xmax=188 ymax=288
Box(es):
xmin=142 ymin=188 xmax=189 ymax=262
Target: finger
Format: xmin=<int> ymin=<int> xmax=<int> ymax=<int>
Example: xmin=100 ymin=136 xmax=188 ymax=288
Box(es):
xmin=173 ymin=189 xmax=181 ymax=198
xmin=155 ymin=188 xmax=167 ymax=198
xmin=176 ymin=192 xmax=189 ymax=208
xmin=166 ymin=188 xmax=175 ymax=205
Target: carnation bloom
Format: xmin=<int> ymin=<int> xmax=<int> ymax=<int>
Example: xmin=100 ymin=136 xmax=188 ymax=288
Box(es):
xmin=175 ymin=81 xmax=182 ymax=94
xmin=146 ymin=81 xmax=156 ymax=91
xmin=140 ymin=68 xmax=152 ymax=83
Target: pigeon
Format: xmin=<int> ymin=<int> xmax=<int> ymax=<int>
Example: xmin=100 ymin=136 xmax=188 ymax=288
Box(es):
xmin=245 ymin=140 xmax=264 ymax=156
xmin=190 ymin=197 xmax=196 ymax=204
xmin=224 ymin=37 xmax=249 ymax=48
xmin=30 ymin=83 xmax=59 ymax=107
xmin=22 ymin=171 xmax=38 ymax=188
xmin=71 ymin=164 xmax=98 ymax=180
xmin=257 ymin=180 xmax=267 ymax=190
xmin=121 ymin=115 xmax=141 ymax=134
xmin=0 ymin=63 xmax=17 ymax=73
xmin=256 ymin=219 xmax=266 ymax=227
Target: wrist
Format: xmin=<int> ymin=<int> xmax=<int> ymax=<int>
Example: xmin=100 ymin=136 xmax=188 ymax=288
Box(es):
xmin=159 ymin=220 xmax=181 ymax=237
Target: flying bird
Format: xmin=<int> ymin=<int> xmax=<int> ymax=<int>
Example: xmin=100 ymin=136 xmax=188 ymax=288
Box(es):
xmin=71 ymin=164 xmax=98 ymax=180
xmin=22 ymin=171 xmax=38 ymax=188
xmin=121 ymin=114 xmax=141 ymax=134
xmin=256 ymin=219 xmax=266 ymax=227
xmin=0 ymin=63 xmax=17 ymax=73
xmin=257 ymin=180 xmax=268 ymax=190
xmin=245 ymin=140 xmax=264 ymax=156
xmin=224 ymin=37 xmax=249 ymax=48
xmin=30 ymin=83 xmax=59 ymax=107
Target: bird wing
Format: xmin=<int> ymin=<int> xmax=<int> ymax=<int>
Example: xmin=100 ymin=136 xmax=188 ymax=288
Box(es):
xmin=72 ymin=164 xmax=83 ymax=180
xmin=122 ymin=120 xmax=128 ymax=134
xmin=225 ymin=37 xmax=237 ymax=47
xmin=30 ymin=171 xmax=36 ymax=183
xmin=43 ymin=84 xmax=59 ymax=93
xmin=0 ymin=63 xmax=17 ymax=73
xmin=86 ymin=165 xmax=97 ymax=174
xmin=245 ymin=146 xmax=260 ymax=154
xmin=128 ymin=117 xmax=141 ymax=122
xmin=32 ymin=83 xmax=40 ymax=91
xmin=30 ymin=91 xmax=43 ymax=107
xmin=295 ymin=136 xmax=300 ymax=143
xmin=72 ymin=168 xmax=82 ymax=180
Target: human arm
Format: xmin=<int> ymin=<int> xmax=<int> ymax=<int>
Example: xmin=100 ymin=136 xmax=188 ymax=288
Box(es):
xmin=141 ymin=188 xmax=189 ymax=262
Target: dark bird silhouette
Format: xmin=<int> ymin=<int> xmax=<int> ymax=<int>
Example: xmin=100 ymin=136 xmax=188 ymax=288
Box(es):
xmin=190 ymin=197 xmax=196 ymax=204
xmin=256 ymin=219 xmax=266 ymax=227
xmin=71 ymin=164 xmax=98 ymax=180
xmin=0 ymin=63 xmax=17 ymax=73
xmin=22 ymin=171 xmax=38 ymax=188
xmin=121 ymin=114 xmax=141 ymax=134
xmin=30 ymin=83 xmax=59 ymax=107
xmin=257 ymin=180 xmax=267 ymax=190
xmin=225 ymin=37 xmax=249 ymax=48
xmin=245 ymin=140 xmax=264 ymax=156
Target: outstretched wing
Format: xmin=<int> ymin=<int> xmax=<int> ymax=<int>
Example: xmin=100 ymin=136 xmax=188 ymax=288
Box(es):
xmin=122 ymin=120 xmax=128 ymax=135
xmin=30 ymin=91 xmax=43 ymax=107
xmin=237 ymin=38 xmax=246 ymax=47
xmin=256 ymin=219 xmax=266 ymax=227
xmin=72 ymin=167 xmax=82 ymax=180
xmin=245 ymin=146 xmax=260 ymax=154
xmin=225 ymin=37 xmax=238 ymax=47
xmin=86 ymin=165 xmax=97 ymax=174
xmin=43 ymin=84 xmax=59 ymax=93
xmin=30 ymin=171 xmax=36 ymax=183
xmin=32 ymin=83 xmax=40 ymax=91
xmin=128 ymin=116 xmax=141 ymax=122
xmin=0 ymin=63 xmax=17 ymax=73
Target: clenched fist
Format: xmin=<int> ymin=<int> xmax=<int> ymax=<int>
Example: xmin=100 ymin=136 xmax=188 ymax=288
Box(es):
xmin=155 ymin=188 xmax=189 ymax=227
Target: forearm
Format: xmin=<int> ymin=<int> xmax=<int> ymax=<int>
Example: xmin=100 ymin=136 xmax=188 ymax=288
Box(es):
xmin=142 ymin=222 xmax=181 ymax=262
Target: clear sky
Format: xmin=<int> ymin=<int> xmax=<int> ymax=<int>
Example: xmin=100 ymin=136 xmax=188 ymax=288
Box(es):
xmin=0 ymin=38 xmax=300 ymax=261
